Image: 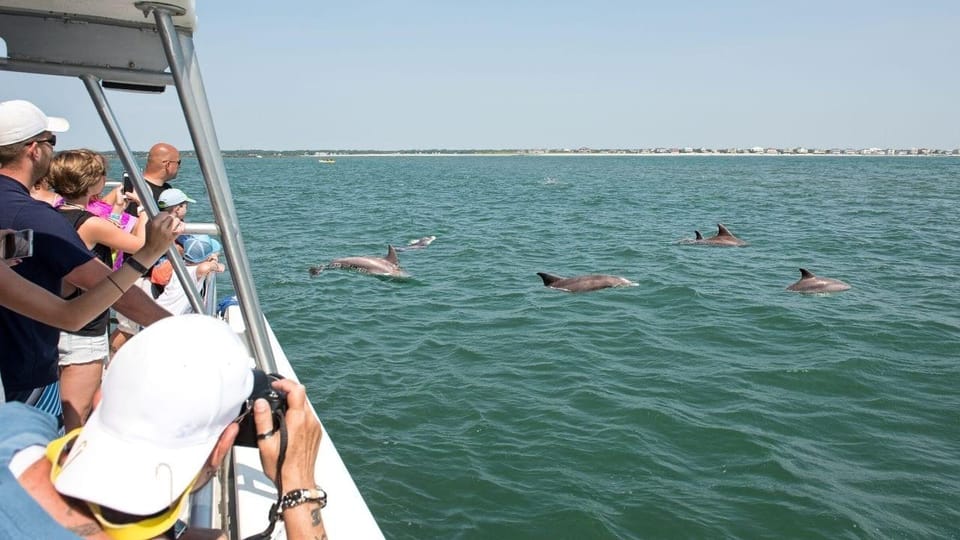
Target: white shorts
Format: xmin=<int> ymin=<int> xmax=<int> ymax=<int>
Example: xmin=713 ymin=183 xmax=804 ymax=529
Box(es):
xmin=114 ymin=310 xmax=142 ymax=336
xmin=58 ymin=331 xmax=109 ymax=366
xmin=113 ymin=277 xmax=150 ymax=335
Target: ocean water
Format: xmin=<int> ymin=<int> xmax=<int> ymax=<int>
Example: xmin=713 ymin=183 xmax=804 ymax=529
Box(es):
xmin=179 ymin=155 xmax=958 ymax=539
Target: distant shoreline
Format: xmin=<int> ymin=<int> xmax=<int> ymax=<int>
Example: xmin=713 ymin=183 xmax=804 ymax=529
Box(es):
xmin=307 ymin=152 xmax=957 ymax=158
xmin=219 ymin=148 xmax=960 ymax=160
xmin=108 ymin=149 xmax=960 ymax=158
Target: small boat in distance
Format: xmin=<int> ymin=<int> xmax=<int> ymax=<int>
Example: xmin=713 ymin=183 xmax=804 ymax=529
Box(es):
xmin=318 ymin=158 xmax=336 ymax=164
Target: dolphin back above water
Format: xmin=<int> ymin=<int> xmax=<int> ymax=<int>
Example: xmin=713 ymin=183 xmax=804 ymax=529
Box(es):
xmin=309 ymin=245 xmax=408 ymax=277
xmin=537 ymin=272 xmax=635 ymax=293
xmin=685 ymin=224 xmax=748 ymax=246
xmin=394 ymin=235 xmax=436 ymax=252
xmin=786 ymin=268 xmax=851 ymax=293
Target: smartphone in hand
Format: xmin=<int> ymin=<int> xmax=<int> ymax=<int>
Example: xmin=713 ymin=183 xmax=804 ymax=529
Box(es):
xmin=2 ymin=229 xmax=33 ymax=260
xmin=122 ymin=172 xmax=133 ymax=193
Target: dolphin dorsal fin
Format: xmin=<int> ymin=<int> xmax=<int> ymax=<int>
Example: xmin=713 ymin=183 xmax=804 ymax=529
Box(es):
xmin=799 ymin=268 xmax=815 ymax=278
xmin=386 ymin=245 xmax=399 ymax=265
xmin=537 ymin=272 xmax=562 ymax=285
xmin=717 ymin=224 xmax=733 ymax=237
xmin=695 ymin=230 xmax=703 ymax=240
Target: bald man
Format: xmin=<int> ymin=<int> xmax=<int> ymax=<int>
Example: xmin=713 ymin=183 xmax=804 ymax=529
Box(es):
xmin=140 ymin=142 xmax=181 ymax=202
xmin=113 ymin=142 xmax=184 ymax=354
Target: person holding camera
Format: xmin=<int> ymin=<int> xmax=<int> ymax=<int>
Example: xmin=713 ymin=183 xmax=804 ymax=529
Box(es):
xmin=0 ymin=314 xmax=328 ymax=540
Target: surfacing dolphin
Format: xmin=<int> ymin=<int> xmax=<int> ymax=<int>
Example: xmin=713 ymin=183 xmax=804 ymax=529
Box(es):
xmin=786 ymin=268 xmax=850 ymax=293
xmin=309 ymin=245 xmax=408 ymax=277
xmin=394 ymin=235 xmax=436 ymax=252
xmin=537 ymin=272 xmax=636 ymax=293
xmin=683 ymin=223 xmax=748 ymax=246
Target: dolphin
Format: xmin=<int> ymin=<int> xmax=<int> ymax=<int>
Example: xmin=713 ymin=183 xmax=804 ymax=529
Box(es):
xmin=687 ymin=224 xmax=748 ymax=246
xmin=786 ymin=268 xmax=850 ymax=293
xmin=537 ymin=272 xmax=635 ymax=293
xmin=394 ymin=235 xmax=436 ymax=252
xmin=309 ymin=245 xmax=408 ymax=277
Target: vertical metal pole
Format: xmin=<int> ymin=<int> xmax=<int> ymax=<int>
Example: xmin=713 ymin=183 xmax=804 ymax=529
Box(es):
xmin=80 ymin=75 xmax=205 ymax=314
xmin=148 ymin=5 xmax=278 ymax=373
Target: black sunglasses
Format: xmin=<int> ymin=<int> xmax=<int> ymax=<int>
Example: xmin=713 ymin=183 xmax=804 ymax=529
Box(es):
xmin=163 ymin=159 xmax=182 ymax=166
xmin=34 ymin=134 xmax=56 ymax=147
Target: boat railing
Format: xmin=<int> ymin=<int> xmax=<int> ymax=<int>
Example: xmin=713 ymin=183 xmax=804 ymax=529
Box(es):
xmin=102 ymin=184 xmax=218 ymax=316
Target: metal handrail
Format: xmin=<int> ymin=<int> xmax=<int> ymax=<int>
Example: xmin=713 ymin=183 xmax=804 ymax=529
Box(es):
xmin=146 ymin=2 xmax=278 ymax=374
xmin=81 ymin=75 xmax=207 ymax=315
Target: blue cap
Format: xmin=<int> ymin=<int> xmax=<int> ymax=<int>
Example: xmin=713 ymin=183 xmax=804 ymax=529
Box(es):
xmin=181 ymin=234 xmax=222 ymax=263
xmin=217 ymin=295 xmax=239 ymax=317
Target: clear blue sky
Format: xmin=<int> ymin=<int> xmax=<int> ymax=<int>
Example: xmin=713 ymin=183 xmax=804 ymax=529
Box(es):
xmin=5 ymin=0 xmax=959 ymax=150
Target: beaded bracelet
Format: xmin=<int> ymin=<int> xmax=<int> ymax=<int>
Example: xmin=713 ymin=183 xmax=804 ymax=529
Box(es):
xmin=271 ymin=487 xmax=327 ymax=521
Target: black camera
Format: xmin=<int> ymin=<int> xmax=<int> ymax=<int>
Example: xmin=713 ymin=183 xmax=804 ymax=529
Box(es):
xmin=235 ymin=370 xmax=287 ymax=447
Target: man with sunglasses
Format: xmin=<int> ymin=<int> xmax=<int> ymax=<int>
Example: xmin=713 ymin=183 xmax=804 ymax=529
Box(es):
xmin=0 ymin=100 xmax=172 ymax=418
xmin=111 ymin=142 xmax=184 ymax=355
xmin=124 ymin=142 xmax=182 ymax=209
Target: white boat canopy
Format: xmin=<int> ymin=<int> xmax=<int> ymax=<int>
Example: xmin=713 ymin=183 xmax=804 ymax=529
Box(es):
xmin=0 ymin=0 xmax=195 ymax=87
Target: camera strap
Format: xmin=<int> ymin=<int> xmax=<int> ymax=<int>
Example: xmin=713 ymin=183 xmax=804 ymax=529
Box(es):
xmin=244 ymin=409 xmax=288 ymax=540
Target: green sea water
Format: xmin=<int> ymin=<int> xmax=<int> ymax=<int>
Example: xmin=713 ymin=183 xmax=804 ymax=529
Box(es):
xmin=179 ymin=156 xmax=958 ymax=539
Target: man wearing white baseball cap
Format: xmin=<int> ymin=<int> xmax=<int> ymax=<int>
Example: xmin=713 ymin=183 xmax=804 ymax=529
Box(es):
xmin=0 ymin=100 xmax=172 ymax=419
xmin=0 ymin=99 xmax=70 ymax=148
xmin=0 ymin=314 xmax=328 ymax=539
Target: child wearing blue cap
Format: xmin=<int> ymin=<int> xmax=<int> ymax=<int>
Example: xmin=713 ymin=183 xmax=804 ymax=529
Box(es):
xmin=153 ymin=234 xmax=225 ymax=315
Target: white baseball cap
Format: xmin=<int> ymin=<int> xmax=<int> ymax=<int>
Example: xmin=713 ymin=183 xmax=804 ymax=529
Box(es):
xmin=0 ymin=99 xmax=70 ymax=146
xmin=54 ymin=314 xmax=255 ymax=515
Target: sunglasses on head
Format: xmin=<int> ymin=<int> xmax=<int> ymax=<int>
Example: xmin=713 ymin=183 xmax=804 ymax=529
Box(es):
xmin=33 ymin=134 xmax=56 ymax=147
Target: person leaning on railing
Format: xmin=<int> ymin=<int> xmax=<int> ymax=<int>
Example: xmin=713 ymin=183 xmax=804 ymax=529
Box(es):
xmin=0 ymin=315 xmax=328 ymax=540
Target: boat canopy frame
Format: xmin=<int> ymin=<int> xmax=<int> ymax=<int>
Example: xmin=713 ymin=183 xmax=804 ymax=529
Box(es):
xmin=0 ymin=1 xmax=278 ymax=373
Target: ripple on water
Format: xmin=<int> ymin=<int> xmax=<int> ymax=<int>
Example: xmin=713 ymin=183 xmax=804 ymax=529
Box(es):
xmin=173 ymin=156 xmax=960 ymax=538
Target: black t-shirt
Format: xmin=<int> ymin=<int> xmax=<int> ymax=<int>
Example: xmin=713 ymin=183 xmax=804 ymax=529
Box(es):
xmin=124 ymin=179 xmax=171 ymax=215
